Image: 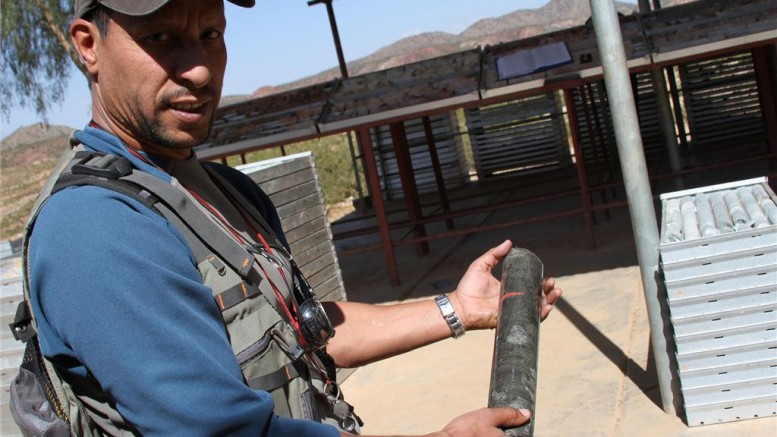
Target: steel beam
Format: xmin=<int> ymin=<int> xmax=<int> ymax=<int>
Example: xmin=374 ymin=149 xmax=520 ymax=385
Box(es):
xmin=390 ymin=122 xmax=429 ymax=255
xmin=357 ymin=128 xmax=400 ymax=285
xmin=422 ymin=116 xmax=455 ymax=230
xmin=563 ymin=88 xmax=597 ymax=248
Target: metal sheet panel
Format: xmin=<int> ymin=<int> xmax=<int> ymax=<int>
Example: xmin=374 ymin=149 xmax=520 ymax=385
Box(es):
xmin=465 ymin=92 xmax=571 ymax=180
xmin=369 ymin=114 xmax=464 ymax=201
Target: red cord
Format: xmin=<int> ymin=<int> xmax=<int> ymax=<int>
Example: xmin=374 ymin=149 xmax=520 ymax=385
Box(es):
xmin=122 ymin=145 xmax=308 ymax=346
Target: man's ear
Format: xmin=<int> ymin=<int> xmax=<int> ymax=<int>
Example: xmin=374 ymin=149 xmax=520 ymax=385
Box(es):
xmin=70 ymin=19 xmax=100 ymax=76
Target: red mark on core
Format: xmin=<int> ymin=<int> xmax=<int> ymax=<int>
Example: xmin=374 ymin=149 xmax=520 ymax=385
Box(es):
xmin=501 ymin=291 xmax=525 ymax=301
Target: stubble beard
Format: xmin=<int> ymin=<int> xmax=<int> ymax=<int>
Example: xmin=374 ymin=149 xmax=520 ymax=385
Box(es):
xmin=136 ymin=107 xmax=214 ymax=152
xmin=136 ymin=85 xmax=219 ymax=152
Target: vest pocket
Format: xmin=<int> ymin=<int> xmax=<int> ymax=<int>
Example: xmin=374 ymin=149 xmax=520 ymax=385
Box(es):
xmin=9 ymin=367 xmax=70 ymax=436
xmin=239 ymin=323 xmax=315 ymax=420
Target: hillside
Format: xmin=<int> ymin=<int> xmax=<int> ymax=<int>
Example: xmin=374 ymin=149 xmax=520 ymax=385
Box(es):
xmin=250 ymin=0 xmax=694 ymax=98
xmin=1 ymin=123 xmax=72 ymax=166
xmin=1 ymin=124 xmax=73 ymax=239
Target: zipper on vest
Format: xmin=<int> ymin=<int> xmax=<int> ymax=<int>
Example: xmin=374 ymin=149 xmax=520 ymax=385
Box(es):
xmin=235 ymin=331 xmax=273 ymax=366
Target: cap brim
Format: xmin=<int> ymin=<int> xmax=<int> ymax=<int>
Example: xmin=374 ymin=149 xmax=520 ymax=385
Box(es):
xmin=99 ymin=0 xmax=254 ymax=17
xmin=99 ymin=0 xmax=170 ymax=16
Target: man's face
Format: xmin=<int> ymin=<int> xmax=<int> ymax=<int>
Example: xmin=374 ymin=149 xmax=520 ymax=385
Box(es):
xmin=92 ymin=0 xmax=227 ymax=156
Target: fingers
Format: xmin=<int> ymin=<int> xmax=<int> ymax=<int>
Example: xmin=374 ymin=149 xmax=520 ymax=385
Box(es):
xmin=540 ymin=277 xmax=562 ymax=321
xmin=491 ymin=239 xmax=513 ymax=259
xmin=486 ymin=406 xmax=532 ymax=428
xmin=442 ymin=406 xmax=531 ymax=436
xmin=543 ymin=277 xmax=555 ymax=292
xmin=470 ymin=240 xmax=513 ymax=272
xmin=543 ymin=278 xmax=562 ymax=303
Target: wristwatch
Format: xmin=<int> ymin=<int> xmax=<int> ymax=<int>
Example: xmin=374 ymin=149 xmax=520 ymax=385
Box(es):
xmin=435 ymin=294 xmax=466 ymax=339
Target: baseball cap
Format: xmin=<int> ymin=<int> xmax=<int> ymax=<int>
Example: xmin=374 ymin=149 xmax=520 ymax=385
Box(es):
xmin=75 ymin=0 xmax=255 ymax=19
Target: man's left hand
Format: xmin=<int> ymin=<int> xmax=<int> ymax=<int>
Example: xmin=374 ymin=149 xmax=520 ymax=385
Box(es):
xmin=450 ymin=240 xmax=562 ymax=331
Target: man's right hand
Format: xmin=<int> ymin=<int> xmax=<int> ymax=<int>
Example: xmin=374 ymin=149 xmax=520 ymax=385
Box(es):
xmin=348 ymin=407 xmax=531 ymax=437
xmin=437 ymin=407 xmax=531 ymax=437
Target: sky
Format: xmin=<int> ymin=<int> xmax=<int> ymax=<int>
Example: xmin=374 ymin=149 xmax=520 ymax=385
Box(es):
xmin=2 ymin=0 xmax=636 ymax=137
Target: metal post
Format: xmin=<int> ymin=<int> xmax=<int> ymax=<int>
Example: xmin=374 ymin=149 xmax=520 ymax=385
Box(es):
xmin=308 ymin=0 xmax=349 ymax=79
xmin=589 ymin=0 xmax=676 ymax=414
xmin=358 ymin=128 xmax=400 ymax=285
xmin=346 ymin=131 xmax=365 ymax=200
xmin=390 ymin=122 xmax=429 ymax=255
xmin=422 ymin=116 xmax=455 ymax=230
xmin=752 ymin=46 xmax=777 ymax=159
xmin=651 ymin=68 xmax=683 ymax=180
xmin=563 ymin=88 xmax=597 ymax=248
xmin=638 ymin=1 xmax=683 ymax=187
xmin=666 ymin=67 xmax=688 ymax=149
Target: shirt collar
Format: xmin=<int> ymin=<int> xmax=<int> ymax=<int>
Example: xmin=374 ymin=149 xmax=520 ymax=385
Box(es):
xmin=72 ymin=125 xmax=174 ymax=183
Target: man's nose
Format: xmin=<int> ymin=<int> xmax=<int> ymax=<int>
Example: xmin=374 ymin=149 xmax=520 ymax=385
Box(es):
xmin=175 ymin=45 xmax=213 ymax=89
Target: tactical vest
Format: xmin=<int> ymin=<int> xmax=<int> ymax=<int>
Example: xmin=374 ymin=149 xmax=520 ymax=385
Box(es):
xmin=8 ymin=146 xmax=361 ymax=436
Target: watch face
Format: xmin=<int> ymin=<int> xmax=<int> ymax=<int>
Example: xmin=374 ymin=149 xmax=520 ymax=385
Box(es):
xmin=436 ymin=295 xmax=465 ymax=338
xmin=298 ymin=297 xmax=335 ymax=350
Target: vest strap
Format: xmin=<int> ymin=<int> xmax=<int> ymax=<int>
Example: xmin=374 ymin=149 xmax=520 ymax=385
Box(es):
xmin=202 ymin=164 xmax=283 ymax=246
xmin=246 ymin=363 xmax=304 ymax=392
xmin=121 ymin=171 xmax=255 ymax=277
xmin=215 ymin=281 xmax=263 ymax=311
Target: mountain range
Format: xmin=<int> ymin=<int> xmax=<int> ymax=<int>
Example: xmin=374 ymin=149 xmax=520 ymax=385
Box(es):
xmin=250 ymin=0 xmax=693 ymax=98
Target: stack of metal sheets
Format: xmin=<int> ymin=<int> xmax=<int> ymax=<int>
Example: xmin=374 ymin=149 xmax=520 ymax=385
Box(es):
xmin=658 ymin=177 xmax=777 ymax=427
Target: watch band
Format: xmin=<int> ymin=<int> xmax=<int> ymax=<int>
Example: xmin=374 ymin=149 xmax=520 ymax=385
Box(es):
xmin=435 ymin=294 xmax=466 ymax=339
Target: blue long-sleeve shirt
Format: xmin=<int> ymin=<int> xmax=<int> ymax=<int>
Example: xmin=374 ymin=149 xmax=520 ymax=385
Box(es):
xmin=28 ymin=126 xmax=339 ymax=436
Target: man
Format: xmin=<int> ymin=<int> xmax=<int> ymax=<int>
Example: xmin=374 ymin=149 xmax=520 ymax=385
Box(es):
xmin=18 ymin=0 xmax=561 ymax=435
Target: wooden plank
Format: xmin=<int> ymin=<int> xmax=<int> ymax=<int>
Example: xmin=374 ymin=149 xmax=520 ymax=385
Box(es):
xmin=299 ymin=249 xmax=338 ymax=280
xmin=248 ymin=159 xmax=313 ymax=185
xmin=260 ymin=168 xmax=317 ymax=196
xmin=281 ymin=203 xmax=327 ymax=234
xmin=314 ymin=275 xmax=345 ymax=302
xmin=284 ymin=216 xmax=328 ymax=245
xmin=276 ymin=193 xmax=322 ymax=221
xmin=307 ymin=264 xmax=340 ymax=293
xmin=268 ymin=181 xmax=318 ymax=209
xmin=294 ymin=238 xmax=335 ymax=268
xmin=290 ymin=229 xmax=331 ymax=259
